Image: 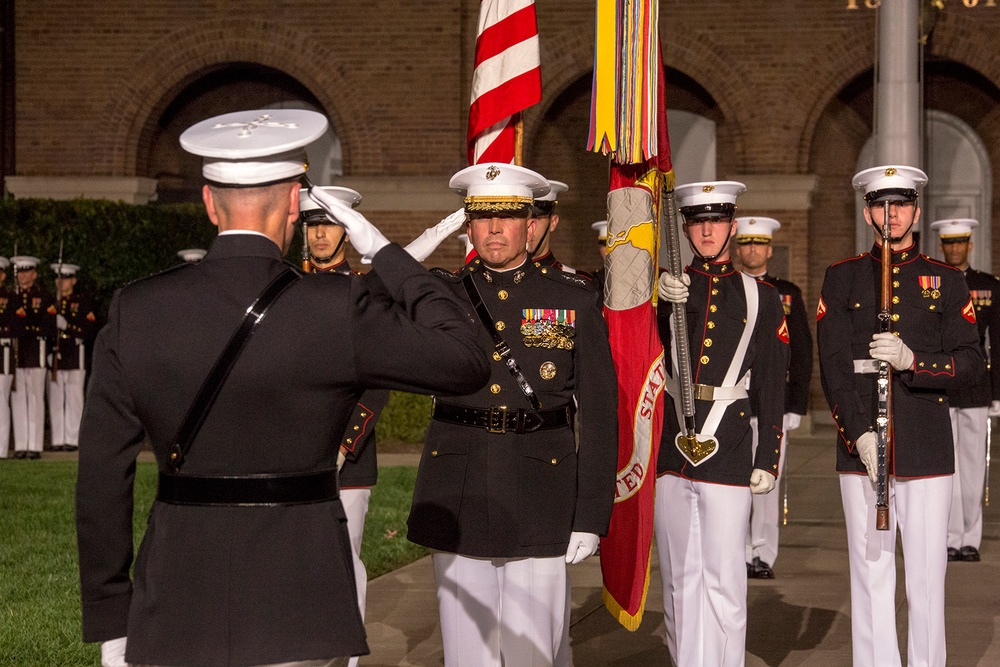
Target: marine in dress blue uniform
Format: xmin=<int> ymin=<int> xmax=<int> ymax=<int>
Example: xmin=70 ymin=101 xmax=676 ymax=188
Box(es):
xmin=407 ymin=163 xmax=618 ymax=667
xmin=9 ymin=255 xmax=56 ymax=459
xmin=930 ymin=217 xmax=999 ymax=563
xmin=76 ymin=109 xmax=489 ymax=667
xmin=733 ymin=216 xmax=814 ymax=579
xmin=0 ymin=257 xmax=13 ymax=458
xmin=818 ymin=166 xmax=983 ymax=667
xmin=655 ymin=182 xmax=789 ymax=667
xmin=48 ymin=263 xmax=98 ymax=452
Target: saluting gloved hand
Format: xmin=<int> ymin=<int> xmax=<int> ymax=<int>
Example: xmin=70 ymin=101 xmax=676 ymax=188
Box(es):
xmin=749 ymin=469 xmax=775 ymax=495
xmin=783 ymin=412 xmax=802 ymax=432
xmin=100 ymin=637 xmax=128 ymax=667
xmin=856 ymin=430 xmax=879 ymax=484
xmin=869 ymin=332 xmax=915 ymax=372
xmin=307 ymin=187 xmax=390 ymax=261
xmin=56 ymin=314 xmax=68 ymax=331
xmin=404 ymin=209 xmax=467 ymax=262
xmin=658 ymin=271 xmax=690 ymax=304
xmin=565 ymin=531 xmax=600 ymax=564
xmin=989 ymin=401 xmax=1000 ymax=418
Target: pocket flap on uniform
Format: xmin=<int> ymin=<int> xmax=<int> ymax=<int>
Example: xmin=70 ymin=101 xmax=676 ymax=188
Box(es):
xmin=521 ymin=437 xmax=576 ymax=466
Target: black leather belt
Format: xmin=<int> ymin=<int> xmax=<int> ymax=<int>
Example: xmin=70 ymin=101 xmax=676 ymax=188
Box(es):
xmin=157 ymin=468 xmax=339 ymax=506
xmin=432 ymin=401 xmax=573 ymax=434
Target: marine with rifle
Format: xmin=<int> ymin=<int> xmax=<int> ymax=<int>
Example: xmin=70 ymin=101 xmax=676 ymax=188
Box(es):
xmin=817 ymin=165 xmax=981 ymax=667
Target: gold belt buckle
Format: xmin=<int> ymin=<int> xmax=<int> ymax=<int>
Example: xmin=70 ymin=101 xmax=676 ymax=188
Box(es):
xmin=487 ymin=406 xmax=508 ymax=434
xmin=692 ymin=384 xmax=715 ymax=401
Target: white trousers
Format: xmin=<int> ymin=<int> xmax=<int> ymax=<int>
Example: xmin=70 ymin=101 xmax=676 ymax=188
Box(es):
xmin=0 ymin=372 xmax=12 ymax=458
xmin=341 ymin=487 xmax=371 ymax=667
xmin=655 ymin=474 xmax=752 ymax=667
xmin=839 ymin=474 xmax=951 ymax=667
xmin=11 ymin=367 xmax=46 ymax=452
xmin=432 ymin=552 xmax=568 ymax=667
xmin=746 ymin=416 xmax=787 ymax=565
xmin=49 ymin=368 xmax=86 ymax=446
xmin=947 ymin=406 xmax=987 ymax=550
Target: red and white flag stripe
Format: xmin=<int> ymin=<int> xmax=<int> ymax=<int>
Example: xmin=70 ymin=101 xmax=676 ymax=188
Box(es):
xmin=467 ymin=0 xmax=542 ymax=165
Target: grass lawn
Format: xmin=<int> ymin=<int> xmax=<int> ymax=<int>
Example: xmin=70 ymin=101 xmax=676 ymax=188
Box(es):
xmin=0 ymin=460 xmax=426 ymax=667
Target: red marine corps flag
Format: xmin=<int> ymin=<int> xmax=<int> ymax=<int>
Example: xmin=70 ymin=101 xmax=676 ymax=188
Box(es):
xmin=588 ymin=0 xmax=672 ymax=630
xmin=467 ymin=0 xmax=542 ymax=165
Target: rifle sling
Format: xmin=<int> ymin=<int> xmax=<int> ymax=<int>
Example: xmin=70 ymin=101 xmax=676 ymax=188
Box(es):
xmin=167 ymin=267 xmax=301 ymax=473
xmin=461 ymin=272 xmax=542 ymax=410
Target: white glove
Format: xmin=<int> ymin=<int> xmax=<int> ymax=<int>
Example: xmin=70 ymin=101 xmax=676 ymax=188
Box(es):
xmin=56 ymin=314 xmax=68 ymax=330
xmin=336 ymin=447 xmax=347 ymax=471
xmin=749 ymin=468 xmax=775 ymax=494
xmin=307 ymin=187 xmax=390 ymax=261
xmin=783 ymin=412 xmax=802 ymax=432
xmin=101 ymin=637 xmax=128 ymax=667
xmin=989 ymin=400 xmax=1000 ymax=418
xmin=404 ymin=209 xmax=467 ymax=262
xmin=658 ymin=272 xmax=690 ymax=304
xmin=565 ymin=531 xmax=600 ymax=564
xmin=856 ymin=430 xmax=879 ymax=484
xmin=869 ymin=332 xmax=914 ymax=372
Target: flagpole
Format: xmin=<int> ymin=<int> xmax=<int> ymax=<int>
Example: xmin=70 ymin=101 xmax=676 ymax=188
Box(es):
xmin=514 ymin=113 xmax=524 ymax=166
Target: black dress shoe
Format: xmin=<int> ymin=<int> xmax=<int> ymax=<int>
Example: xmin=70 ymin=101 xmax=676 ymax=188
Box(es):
xmin=948 ymin=547 xmax=961 ymax=562
xmin=51 ymin=445 xmax=65 ymax=452
xmin=13 ymin=451 xmax=26 ymax=460
xmin=64 ymin=445 xmax=78 ymax=452
xmin=752 ymin=557 xmax=775 ymax=579
xmin=959 ymin=546 xmax=981 ymax=562
xmin=27 ymin=451 xmax=41 ymax=460
xmin=746 ymin=562 xmax=754 ymax=578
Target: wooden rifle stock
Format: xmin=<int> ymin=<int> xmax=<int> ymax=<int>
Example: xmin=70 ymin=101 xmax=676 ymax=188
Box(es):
xmin=875 ymin=205 xmax=892 ymax=531
xmin=301 ymin=220 xmax=313 ymax=273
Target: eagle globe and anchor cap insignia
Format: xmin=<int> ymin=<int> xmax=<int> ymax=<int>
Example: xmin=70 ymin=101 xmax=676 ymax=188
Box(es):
xmin=486 ymin=165 xmax=501 ymax=181
xmin=884 ymin=167 xmax=897 ymax=177
xmin=702 ymin=184 xmax=715 ymax=193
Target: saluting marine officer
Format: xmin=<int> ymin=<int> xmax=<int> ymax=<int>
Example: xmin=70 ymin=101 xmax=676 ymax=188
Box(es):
xmin=9 ymin=255 xmax=56 ymax=459
xmin=733 ymin=216 xmax=813 ymax=579
xmin=0 ymin=257 xmax=13 ymax=459
xmin=655 ymin=182 xmax=789 ymax=667
xmin=48 ymin=263 xmax=98 ymax=452
xmin=300 ymin=185 xmax=390 ymax=667
xmin=76 ymin=108 xmax=489 ymax=667
xmin=817 ymin=166 xmax=982 ymax=667
xmin=405 ymin=163 xmax=618 ymax=666
xmin=930 ymin=217 xmax=1000 ymax=563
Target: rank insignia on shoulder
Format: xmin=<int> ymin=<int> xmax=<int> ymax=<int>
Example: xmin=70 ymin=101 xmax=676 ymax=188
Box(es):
xmin=962 ymin=298 xmax=977 ymax=324
xmin=816 ymin=296 xmax=827 ymax=321
xmin=776 ymin=318 xmax=790 ymax=344
xmin=521 ymin=308 xmax=576 ymax=349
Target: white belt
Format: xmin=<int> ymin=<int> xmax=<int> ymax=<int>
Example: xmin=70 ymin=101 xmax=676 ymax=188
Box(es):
xmin=692 ymin=382 xmax=749 ymax=401
xmin=854 ymin=359 xmax=879 ymax=374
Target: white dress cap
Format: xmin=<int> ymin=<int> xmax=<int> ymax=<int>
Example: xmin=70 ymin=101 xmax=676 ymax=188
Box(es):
xmin=180 ymin=109 xmax=329 ymax=186
xmin=10 ymin=255 xmax=40 ymax=270
xmin=450 ymin=163 xmax=550 ymax=212
xmin=50 ymin=263 xmax=80 ymax=276
xmin=735 ymin=216 xmax=781 ymax=243
xmin=535 ymin=180 xmax=568 ymax=203
xmin=0 ymin=257 xmax=9 ymax=270
xmin=852 ymin=165 xmax=928 ymax=202
xmin=300 ymin=186 xmax=362 ymax=221
xmin=591 ymin=220 xmax=608 ymax=241
xmin=930 ymin=218 xmax=979 ymax=239
xmin=675 ymin=181 xmax=747 ymax=210
xmin=177 ymin=248 xmax=207 ymax=262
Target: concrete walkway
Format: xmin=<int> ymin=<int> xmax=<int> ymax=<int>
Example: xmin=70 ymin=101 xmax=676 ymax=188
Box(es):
xmin=365 ymin=426 xmax=1000 ymax=666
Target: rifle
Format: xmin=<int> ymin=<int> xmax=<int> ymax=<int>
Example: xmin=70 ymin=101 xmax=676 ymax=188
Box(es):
xmin=301 ymin=219 xmax=312 ymax=273
xmin=663 ymin=187 xmax=717 ymax=465
xmin=52 ymin=238 xmax=64 ymax=381
xmin=874 ymin=204 xmax=892 ymax=531
xmin=10 ymin=242 xmax=17 ymax=392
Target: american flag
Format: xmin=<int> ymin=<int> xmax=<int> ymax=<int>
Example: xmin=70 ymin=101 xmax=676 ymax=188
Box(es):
xmin=467 ymin=0 xmax=542 ymax=165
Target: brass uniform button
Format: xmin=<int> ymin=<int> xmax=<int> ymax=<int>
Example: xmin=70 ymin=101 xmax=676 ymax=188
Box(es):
xmin=739 ymin=411 xmax=745 ymax=417
xmin=929 ymin=304 xmax=936 ymax=310
xmin=712 ymin=277 xmax=720 ymax=283
xmin=700 ymin=355 xmax=710 ymax=364
xmin=891 ymin=313 xmax=899 ymax=322
xmin=432 ymin=450 xmax=439 ymax=457
xmin=703 ymin=263 xmax=710 ymax=270
xmin=346 ymin=438 xmax=353 ymax=444
xmin=551 ymin=458 xmax=558 ymax=465
xmin=945 ymin=364 xmax=951 ymax=369
xmin=498 ymin=290 xmax=508 ymax=300
xmin=854 ymin=303 xmax=861 ymax=308
xmin=540 ymin=268 xmax=548 ymax=274
xmin=704 ymin=338 xmax=713 ymax=348
xmin=360 ymin=412 xmax=367 ymax=417
xmin=707 ymin=321 xmax=715 ymax=329
xmin=353 ymin=425 xmax=360 ymax=431
xmin=711 ymin=289 xmax=719 ymax=295
xmin=775 ymin=448 xmax=780 ymax=453
xmin=893 ymin=280 xmax=900 ymax=288
xmin=892 ymin=296 xmax=899 ymax=304
xmin=495 ymin=321 xmax=505 ymax=331
xmin=938 ymin=397 xmax=944 ymax=403
xmin=490 ymin=384 xmax=501 ymax=394
xmin=710 ymin=305 xmax=718 ymax=313
xmin=493 ymin=351 xmax=502 ymax=361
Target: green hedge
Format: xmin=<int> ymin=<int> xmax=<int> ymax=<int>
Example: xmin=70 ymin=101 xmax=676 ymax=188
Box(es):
xmin=0 ymin=198 xmax=216 ymax=330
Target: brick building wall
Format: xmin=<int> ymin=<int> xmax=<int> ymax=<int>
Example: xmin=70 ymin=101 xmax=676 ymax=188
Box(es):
xmin=8 ymin=0 xmax=1000 ymax=422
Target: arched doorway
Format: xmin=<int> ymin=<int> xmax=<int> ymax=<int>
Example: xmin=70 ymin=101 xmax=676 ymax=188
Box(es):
xmin=145 ymin=63 xmax=341 ymax=203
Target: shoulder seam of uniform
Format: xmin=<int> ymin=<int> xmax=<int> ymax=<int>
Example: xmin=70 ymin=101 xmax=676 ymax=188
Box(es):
xmin=539 ymin=268 xmax=595 ymax=290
